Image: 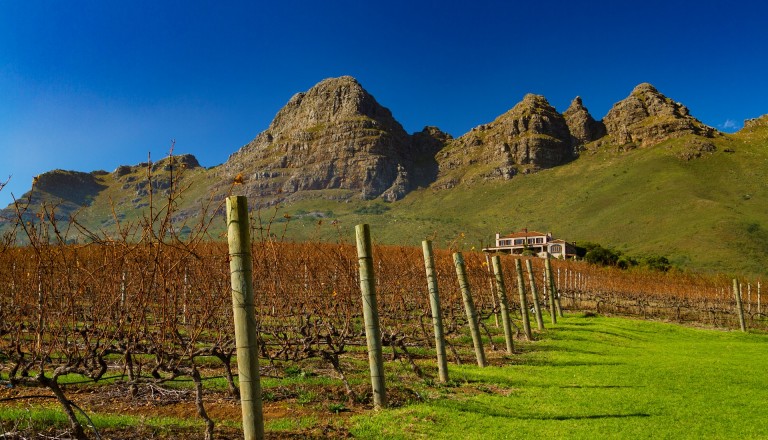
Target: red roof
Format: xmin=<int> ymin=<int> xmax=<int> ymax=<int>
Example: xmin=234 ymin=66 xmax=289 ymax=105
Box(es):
xmin=501 ymin=230 xmax=549 ymax=239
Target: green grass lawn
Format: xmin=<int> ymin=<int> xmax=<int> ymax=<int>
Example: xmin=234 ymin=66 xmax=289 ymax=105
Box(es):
xmin=351 ymin=314 xmax=768 ymax=439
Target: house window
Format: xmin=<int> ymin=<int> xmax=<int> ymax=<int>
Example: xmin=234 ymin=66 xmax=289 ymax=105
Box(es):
xmin=514 ymin=239 xmax=524 ymax=245
xmin=551 ymin=244 xmax=562 ymax=254
xmin=527 ymin=238 xmax=534 ymax=244
xmin=535 ymin=238 xmax=543 ymax=244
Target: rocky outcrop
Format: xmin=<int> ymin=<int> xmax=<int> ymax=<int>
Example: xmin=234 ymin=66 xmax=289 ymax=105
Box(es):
xmin=435 ymin=94 xmax=573 ymax=186
xmin=113 ymin=154 xmax=201 ymax=177
xmin=742 ymin=114 xmax=768 ymax=131
xmin=33 ymin=170 xmax=106 ymax=205
xmin=0 ymin=170 xmax=109 ymax=223
xmin=602 ymin=83 xmax=717 ymax=147
xmin=409 ymin=126 xmax=451 ymax=188
xmin=223 ymin=76 xmax=445 ymax=202
xmin=677 ymin=139 xmax=717 ymax=161
xmin=563 ymin=96 xmax=606 ymax=146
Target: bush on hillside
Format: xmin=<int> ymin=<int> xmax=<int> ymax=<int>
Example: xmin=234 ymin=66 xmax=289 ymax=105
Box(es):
xmin=579 ymin=242 xmax=670 ymax=272
xmin=584 ymin=245 xmax=620 ymax=266
xmin=643 ymin=255 xmax=671 ymax=272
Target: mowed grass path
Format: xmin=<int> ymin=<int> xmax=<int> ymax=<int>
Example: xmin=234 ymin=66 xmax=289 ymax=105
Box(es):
xmin=351 ymin=315 xmax=768 ymax=439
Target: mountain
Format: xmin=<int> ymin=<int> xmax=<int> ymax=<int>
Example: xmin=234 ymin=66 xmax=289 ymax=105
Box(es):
xmin=563 ymin=96 xmax=606 ymax=146
xmin=435 ymin=94 xmax=574 ymax=188
xmin=2 ymin=77 xmax=767 ymax=276
xmin=601 ymin=83 xmax=717 ymax=148
xmin=219 ymin=76 xmax=445 ymax=203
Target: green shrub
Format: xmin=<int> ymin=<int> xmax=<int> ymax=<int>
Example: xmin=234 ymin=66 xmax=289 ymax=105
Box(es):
xmin=584 ymin=244 xmax=620 ymax=266
xmin=644 ymin=255 xmax=671 ymax=272
xmin=353 ymin=204 xmax=390 ymax=215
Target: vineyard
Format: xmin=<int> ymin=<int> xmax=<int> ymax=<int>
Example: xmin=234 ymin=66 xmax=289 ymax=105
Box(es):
xmin=0 ymin=183 xmax=766 ymax=438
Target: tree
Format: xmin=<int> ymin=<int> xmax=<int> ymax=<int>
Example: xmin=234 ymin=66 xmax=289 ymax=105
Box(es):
xmin=644 ymin=255 xmax=671 ymax=272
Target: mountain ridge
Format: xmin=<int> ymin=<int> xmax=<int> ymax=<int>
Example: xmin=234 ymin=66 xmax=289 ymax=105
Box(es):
xmin=2 ymin=76 xmax=767 ymax=276
xmin=12 ymin=77 xmax=730 ymax=206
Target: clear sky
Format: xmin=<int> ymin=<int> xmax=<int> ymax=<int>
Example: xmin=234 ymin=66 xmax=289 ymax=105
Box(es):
xmin=2 ymin=0 xmax=767 ymax=208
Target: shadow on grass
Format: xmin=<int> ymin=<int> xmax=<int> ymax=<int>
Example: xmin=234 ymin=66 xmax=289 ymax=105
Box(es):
xmin=558 ymin=385 xmax=643 ymax=389
xmin=552 ymin=327 xmax=643 ymax=341
xmin=520 ymin=360 xmax=625 ymax=368
xmin=516 ymin=345 xmax=605 ymax=356
xmin=560 ymin=317 xmax=663 ymax=337
xmin=538 ymin=413 xmax=651 ymax=421
xmin=443 ymin=401 xmax=651 ymax=421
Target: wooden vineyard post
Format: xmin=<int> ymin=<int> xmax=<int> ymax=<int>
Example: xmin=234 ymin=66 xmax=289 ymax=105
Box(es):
xmin=733 ymin=278 xmax=747 ymax=332
xmin=120 ymin=270 xmax=126 ymax=309
xmin=226 ymin=196 xmax=265 ymax=440
xmin=545 ymin=257 xmax=563 ymax=319
xmin=514 ymin=258 xmax=533 ymax=340
xmin=759 ymin=282 xmax=762 ymax=315
xmin=356 ymin=224 xmax=386 ymax=408
xmin=484 ymin=253 xmax=500 ymax=327
xmin=525 ymin=259 xmax=545 ymax=330
xmin=491 ymin=255 xmax=514 ymax=354
xmin=453 ymin=252 xmax=487 ymax=367
xmin=544 ymin=255 xmax=557 ymax=324
xmin=422 ymin=240 xmax=449 ymax=383
xmin=541 ymin=268 xmax=550 ymax=314
xmin=183 ymin=266 xmax=189 ymax=325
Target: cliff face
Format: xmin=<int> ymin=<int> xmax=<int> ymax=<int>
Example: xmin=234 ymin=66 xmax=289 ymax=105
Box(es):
xmin=743 ymin=114 xmax=768 ymax=131
xmin=602 ymin=83 xmax=717 ymax=147
xmin=222 ymin=76 xmax=446 ymax=202
xmin=33 ymin=170 xmax=106 ymax=205
xmin=563 ymin=96 xmax=606 ymax=146
xmin=435 ymin=94 xmax=574 ymax=188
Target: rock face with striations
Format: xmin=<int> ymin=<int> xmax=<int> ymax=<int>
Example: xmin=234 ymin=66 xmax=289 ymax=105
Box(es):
xmin=602 ymin=83 xmax=716 ymax=147
xmin=224 ymin=76 xmax=445 ymax=202
xmin=435 ymin=94 xmax=573 ymax=187
xmin=563 ymin=96 xmax=606 ymax=146
xmin=742 ymin=114 xmax=768 ymax=131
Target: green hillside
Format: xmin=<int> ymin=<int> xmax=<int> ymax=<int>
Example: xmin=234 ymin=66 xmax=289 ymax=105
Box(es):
xmin=273 ymin=125 xmax=768 ymax=277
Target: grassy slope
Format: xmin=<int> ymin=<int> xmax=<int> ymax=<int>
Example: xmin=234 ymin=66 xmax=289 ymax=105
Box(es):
xmin=276 ymin=129 xmax=768 ymax=277
xmin=351 ymin=314 xmax=768 ymax=439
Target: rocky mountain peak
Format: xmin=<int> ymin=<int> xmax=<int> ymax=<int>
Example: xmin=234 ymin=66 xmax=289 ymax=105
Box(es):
xmin=563 ymin=96 xmax=606 ymax=146
xmin=500 ymin=94 xmax=568 ymax=137
xmin=602 ymin=83 xmax=716 ymax=147
xmin=743 ymin=114 xmax=768 ymax=131
xmin=222 ymin=76 xmax=444 ymax=203
xmin=511 ymin=94 xmax=568 ymax=137
xmin=568 ymin=96 xmax=584 ymax=109
xmin=631 ymin=82 xmax=659 ymax=94
xmin=520 ymin=93 xmax=549 ymax=106
xmin=267 ymin=76 xmax=403 ymax=136
xmin=33 ymin=170 xmax=104 ymax=198
xmin=435 ymin=93 xmax=573 ymax=187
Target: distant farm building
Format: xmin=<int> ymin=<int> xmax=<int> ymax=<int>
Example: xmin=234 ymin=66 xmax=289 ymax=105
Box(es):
xmin=483 ymin=229 xmax=577 ymax=259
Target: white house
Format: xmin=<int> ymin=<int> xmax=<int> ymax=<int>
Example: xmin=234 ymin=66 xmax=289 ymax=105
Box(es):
xmin=483 ymin=229 xmax=577 ymax=259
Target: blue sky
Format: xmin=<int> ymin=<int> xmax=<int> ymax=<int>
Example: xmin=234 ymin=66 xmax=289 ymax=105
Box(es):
xmin=2 ymin=0 xmax=767 ymax=208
